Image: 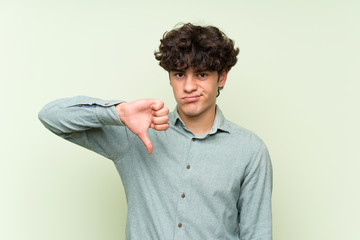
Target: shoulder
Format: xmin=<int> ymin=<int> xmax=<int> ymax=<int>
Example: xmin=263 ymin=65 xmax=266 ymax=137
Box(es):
xmin=222 ymin=120 xmax=272 ymax=176
xmin=223 ymin=118 xmax=267 ymax=152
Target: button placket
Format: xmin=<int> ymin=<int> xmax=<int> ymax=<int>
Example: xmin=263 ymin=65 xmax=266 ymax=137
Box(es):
xmin=174 ymin=136 xmax=195 ymax=237
xmin=186 ymin=137 xmax=195 ymax=171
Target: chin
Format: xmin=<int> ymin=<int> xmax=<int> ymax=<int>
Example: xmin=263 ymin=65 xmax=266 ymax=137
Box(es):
xmin=183 ymin=111 xmax=200 ymax=117
xmin=179 ymin=106 xmax=202 ymax=117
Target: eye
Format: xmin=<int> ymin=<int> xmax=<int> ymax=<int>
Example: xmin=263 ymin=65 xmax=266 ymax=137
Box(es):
xmin=198 ymin=73 xmax=208 ymax=78
xmin=175 ymin=73 xmax=184 ymax=78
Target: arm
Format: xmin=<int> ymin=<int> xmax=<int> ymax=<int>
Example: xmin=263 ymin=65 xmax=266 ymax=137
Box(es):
xmin=38 ymin=96 xmax=169 ymax=159
xmin=238 ymin=143 xmax=273 ymax=240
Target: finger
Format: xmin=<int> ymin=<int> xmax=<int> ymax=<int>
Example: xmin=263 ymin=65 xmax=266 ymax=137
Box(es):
xmin=152 ymin=123 xmax=169 ymax=131
xmin=153 ymin=107 xmax=169 ymax=117
xmin=151 ymin=100 xmax=164 ymax=111
xmin=152 ymin=115 xmax=169 ymax=125
xmin=138 ymin=132 xmax=153 ymax=154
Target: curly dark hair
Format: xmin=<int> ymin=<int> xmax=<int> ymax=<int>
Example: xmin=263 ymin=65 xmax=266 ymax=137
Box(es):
xmin=154 ymin=23 xmax=239 ymax=74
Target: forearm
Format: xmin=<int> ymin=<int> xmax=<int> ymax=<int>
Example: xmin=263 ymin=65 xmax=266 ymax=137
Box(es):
xmin=38 ymin=96 xmax=133 ymax=160
xmin=38 ymin=96 xmax=124 ymax=137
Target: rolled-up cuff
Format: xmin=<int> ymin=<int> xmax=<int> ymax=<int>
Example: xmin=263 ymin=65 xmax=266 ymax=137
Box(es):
xmin=95 ymin=100 xmax=125 ymax=126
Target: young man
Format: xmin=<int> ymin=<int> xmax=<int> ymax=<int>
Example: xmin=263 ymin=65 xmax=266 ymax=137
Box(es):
xmin=39 ymin=23 xmax=273 ymax=240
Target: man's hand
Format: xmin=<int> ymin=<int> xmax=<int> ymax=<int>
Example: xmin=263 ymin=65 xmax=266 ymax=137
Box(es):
xmin=115 ymin=99 xmax=169 ymax=154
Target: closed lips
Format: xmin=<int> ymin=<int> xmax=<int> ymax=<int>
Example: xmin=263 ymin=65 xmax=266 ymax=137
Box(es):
xmin=183 ymin=95 xmax=200 ymax=99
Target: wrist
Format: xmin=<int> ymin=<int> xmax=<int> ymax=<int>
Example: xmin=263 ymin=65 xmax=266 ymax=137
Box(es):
xmin=115 ymin=102 xmax=127 ymax=124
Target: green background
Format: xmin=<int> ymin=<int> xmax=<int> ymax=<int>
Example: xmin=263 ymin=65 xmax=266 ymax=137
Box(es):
xmin=1 ymin=0 xmax=359 ymax=239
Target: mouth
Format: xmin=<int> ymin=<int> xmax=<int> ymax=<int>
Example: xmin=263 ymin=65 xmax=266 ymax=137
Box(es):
xmin=182 ymin=94 xmax=201 ymax=102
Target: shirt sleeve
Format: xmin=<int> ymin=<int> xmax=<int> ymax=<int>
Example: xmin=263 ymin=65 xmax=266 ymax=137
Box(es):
xmin=38 ymin=95 xmax=136 ymax=161
xmin=238 ymin=142 xmax=273 ymax=240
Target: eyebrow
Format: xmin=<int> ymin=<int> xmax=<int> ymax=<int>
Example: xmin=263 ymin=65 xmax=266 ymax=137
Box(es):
xmin=170 ymin=69 xmax=212 ymax=74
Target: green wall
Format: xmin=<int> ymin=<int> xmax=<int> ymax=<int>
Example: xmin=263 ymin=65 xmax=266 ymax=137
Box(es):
xmin=1 ymin=0 xmax=359 ymax=239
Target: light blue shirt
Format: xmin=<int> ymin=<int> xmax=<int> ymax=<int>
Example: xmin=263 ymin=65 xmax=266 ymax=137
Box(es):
xmin=39 ymin=96 xmax=273 ymax=240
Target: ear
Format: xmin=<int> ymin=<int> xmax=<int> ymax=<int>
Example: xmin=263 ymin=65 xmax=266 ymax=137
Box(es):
xmin=217 ymin=70 xmax=228 ymax=88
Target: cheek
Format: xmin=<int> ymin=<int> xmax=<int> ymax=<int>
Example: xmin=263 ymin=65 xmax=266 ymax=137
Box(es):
xmin=171 ymin=85 xmax=181 ymax=98
xmin=200 ymin=83 xmax=218 ymax=95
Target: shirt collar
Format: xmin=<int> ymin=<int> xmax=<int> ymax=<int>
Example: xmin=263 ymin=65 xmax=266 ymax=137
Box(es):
xmin=169 ymin=105 xmax=231 ymax=135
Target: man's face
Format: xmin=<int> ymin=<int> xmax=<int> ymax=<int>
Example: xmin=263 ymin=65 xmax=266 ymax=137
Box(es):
xmin=169 ymin=67 xmax=227 ymax=119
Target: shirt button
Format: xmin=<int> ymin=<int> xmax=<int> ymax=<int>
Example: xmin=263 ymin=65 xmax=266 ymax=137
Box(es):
xmin=181 ymin=193 xmax=185 ymax=198
xmin=104 ymin=102 xmax=109 ymax=106
xmin=78 ymin=104 xmax=82 ymax=107
xmin=186 ymin=165 xmax=190 ymax=169
xmin=178 ymin=223 xmax=182 ymax=228
xmin=192 ymin=138 xmax=196 ymax=142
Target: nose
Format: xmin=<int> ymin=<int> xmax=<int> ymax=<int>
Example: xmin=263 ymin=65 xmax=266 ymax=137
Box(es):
xmin=184 ymin=75 xmax=197 ymax=93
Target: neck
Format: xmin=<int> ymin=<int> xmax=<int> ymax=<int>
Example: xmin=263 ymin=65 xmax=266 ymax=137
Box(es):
xmin=178 ymin=106 xmax=216 ymax=136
